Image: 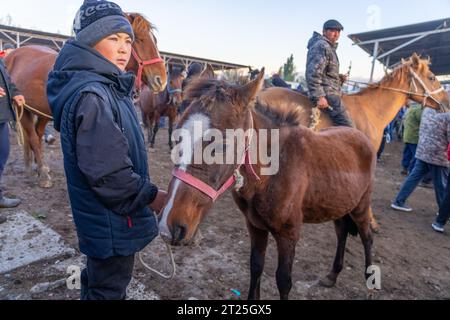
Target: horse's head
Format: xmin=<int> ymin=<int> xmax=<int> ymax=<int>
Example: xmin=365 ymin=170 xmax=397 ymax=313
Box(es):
xmin=167 ymin=65 xmax=185 ymax=106
xmin=159 ymin=69 xmax=266 ymax=246
xmin=126 ymin=13 xmax=167 ymax=93
xmin=394 ymin=53 xmax=449 ymax=111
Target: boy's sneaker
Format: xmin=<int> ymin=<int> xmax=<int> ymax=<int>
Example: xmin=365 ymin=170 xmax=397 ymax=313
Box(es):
xmin=391 ymin=202 xmax=413 ymax=212
xmin=432 ymin=223 xmax=444 ymax=233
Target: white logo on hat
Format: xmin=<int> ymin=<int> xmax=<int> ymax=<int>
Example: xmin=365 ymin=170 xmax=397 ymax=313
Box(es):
xmin=73 ymin=9 xmax=82 ymax=31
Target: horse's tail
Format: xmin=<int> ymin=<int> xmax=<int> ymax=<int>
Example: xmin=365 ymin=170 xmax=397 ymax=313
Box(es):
xmin=344 ymin=215 xmax=359 ymax=237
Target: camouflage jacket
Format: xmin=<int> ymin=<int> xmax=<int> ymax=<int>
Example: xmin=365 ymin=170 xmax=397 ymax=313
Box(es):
xmin=306 ymin=32 xmax=341 ymax=100
xmin=416 ymin=108 xmax=450 ymax=168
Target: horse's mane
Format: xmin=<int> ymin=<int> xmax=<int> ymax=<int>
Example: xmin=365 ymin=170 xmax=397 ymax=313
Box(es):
xmin=254 ymin=101 xmax=303 ymax=127
xmin=185 ymin=78 xmax=302 ymax=126
xmin=126 ymin=12 xmax=156 ymax=34
xmin=353 ymin=54 xmax=431 ymax=96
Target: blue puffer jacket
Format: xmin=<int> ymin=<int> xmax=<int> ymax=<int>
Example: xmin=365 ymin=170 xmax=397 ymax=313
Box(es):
xmin=47 ymin=40 xmax=158 ymax=259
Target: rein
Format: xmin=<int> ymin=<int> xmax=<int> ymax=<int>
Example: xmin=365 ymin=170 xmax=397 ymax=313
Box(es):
xmin=172 ymin=111 xmax=261 ymax=202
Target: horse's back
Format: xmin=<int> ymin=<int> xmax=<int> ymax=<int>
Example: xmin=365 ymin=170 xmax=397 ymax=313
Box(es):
xmin=5 ymin=45 xmax=57 ymax=113
xmin=257 ymin=87 xmax=333 ymax=129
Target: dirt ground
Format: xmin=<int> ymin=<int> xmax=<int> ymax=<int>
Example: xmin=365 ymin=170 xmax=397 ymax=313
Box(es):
xmin=0 ymin=126 xmax=449 ymax=300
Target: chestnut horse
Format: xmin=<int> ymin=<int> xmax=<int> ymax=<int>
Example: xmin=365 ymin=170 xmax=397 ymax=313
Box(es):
xmin=138 ymin=65 xmax=184 ymax=149
xmin=257 ymin=54 xmax=450 ymax=232
xmin=158 ymin=70 xmax=377 ymax=300
xmin=4 ymin=13 xmax=166 ymax=188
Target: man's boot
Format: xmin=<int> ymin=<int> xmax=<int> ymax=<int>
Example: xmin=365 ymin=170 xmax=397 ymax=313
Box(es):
xmin=0 ymin=197 xmax=21 ymax=209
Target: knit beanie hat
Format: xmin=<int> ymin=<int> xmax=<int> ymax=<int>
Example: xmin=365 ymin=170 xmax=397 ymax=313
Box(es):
xmin=73 ymin=0 xmax=134 ymax=47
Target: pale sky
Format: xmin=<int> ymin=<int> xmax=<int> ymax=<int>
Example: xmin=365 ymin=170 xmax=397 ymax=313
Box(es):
xmin=1 ymin=0 xmax=450 ymax=80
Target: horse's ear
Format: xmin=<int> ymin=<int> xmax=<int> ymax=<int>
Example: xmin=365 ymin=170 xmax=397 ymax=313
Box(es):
xmin=411 ymin=53 xmax=421 ymax=69
xmin=235 ymin=68 xmax=265 ymax=108
xmin=200 ymin=64 xmax=215 ymax=80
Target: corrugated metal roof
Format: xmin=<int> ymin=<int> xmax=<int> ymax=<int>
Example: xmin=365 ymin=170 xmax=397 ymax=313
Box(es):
xmin=349 ymin=18 xmax=450 ymax=75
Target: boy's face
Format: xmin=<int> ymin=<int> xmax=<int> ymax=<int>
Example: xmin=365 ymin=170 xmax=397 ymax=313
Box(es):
xmin=94 ymin=32 xmax=132 ymax=71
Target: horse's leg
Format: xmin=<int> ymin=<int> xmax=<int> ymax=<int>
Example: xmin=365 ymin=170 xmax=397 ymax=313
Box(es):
xmin=273 ymin=231 xmax=299 ymax=300
xmin=151 ymin=113 xmax=160 ymax=149
xmin=350 ymin=192 xmax=375 ymax=290
xmin=20 ymin=111 xmax=34 ymax=171
xmin=369 ymin=207 xmax=380 ymax=233
xmin=320 ymin=217 xmax=351 ymax=288
xmin=246 ymin=222 xmax=269 ymax=300
xmin=34 ymin=117 xmax=52 ymax=188
xmin=21 ymin=112 xmax=44 ymax=176
xmin=353 ymin=214 xmax=374 ymax=286
xmin=168 ymin=112 xmax=174 ymax=150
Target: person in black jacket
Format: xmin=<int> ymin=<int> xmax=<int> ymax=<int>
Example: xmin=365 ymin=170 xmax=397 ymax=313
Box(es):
xmin=0 ymin=49 xmax=25 ymax=218
xmin=47 ymin=0 xmax=167 ymax=300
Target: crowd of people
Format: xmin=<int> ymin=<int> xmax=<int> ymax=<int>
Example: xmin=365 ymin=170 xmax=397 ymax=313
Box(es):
xmin=0 ymin=0 xmax=449 ymax=300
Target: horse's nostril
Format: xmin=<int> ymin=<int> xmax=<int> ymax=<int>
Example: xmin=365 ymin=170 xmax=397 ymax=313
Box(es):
xmin=173 ymin=223 xmax=187 ymax=244
xmin=154 ymin=76 xmax=162 ymax=87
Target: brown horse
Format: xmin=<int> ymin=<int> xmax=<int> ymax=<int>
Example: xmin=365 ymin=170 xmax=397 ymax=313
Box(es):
xmin=158 ymin=70 xmax=377 ymax=300
xmin=138 ymin=65 xmax=184 ymax=149
xmin=256 ymin=54 xmax=450 ymax=232
xmin=4 ymin=13 xmax=167 ymax=188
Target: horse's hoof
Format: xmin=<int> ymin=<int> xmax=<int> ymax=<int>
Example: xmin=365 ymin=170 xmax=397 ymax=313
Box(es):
xmin=371 ymin=223 xmax=380 ymax=234
xmin=319 ymin=276 xmax=336 ymax=288
xmin=38 ymin=180 xmax=53 ymax=189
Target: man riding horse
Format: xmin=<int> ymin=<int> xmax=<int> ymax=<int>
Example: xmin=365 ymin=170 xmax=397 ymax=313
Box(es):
xmin=306 ymin=19 xmax=353 ymax=127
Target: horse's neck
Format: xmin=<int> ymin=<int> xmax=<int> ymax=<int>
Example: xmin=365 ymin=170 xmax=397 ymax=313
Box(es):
xmin=344 ymin=84 xmax=408 ymax=133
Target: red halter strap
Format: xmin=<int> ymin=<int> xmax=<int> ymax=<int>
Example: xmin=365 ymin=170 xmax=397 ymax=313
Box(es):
xmin=172 ymin=149 xmax=260 ymax=202
xmin=172 ymin=112 xmax=261 ymax=202
xmin=131 ymin=47 xmax=164 ymax=91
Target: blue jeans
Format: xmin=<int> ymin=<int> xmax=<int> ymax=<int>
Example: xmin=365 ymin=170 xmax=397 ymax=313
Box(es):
xmin=394 ymin=159 xmax=448 ymax=207
xmin=437 ymin=173 xmax=450 ymax=226
xmin=402 ymin=143 xmax=417 ymax=173
xmin=0 ymin=123 xmax=10 ymax=199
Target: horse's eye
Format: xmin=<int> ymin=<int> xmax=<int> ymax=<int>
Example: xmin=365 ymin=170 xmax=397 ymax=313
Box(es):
xmin=429 ymin=76 xmax=436 ymax=81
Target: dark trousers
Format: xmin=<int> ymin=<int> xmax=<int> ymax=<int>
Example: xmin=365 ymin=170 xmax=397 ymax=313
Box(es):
xmin=324 ymin=95 xmax=353 ymax=127
xmin=0 ymin=123 xmax=10 ymax=199
xmin=402 ymin=143 xmax=418 ymax=173
xmin=81 ymin=254 xmax=135 ymax=300
xmin=437 ymin=173 xmax=450 ymax=226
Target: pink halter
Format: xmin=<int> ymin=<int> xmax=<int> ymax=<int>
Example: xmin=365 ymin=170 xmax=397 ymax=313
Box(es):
xmin=131 ymin=47 xmax=164 ymax=91
xmin=172 ymin=113 xmax=261 ymax=202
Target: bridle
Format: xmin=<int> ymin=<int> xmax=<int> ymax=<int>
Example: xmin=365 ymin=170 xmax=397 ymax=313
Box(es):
xmin=172 ymin=111 xmax=261 ymax=202
xmin=408 ymin=68 xmax=446 ymax=110
xmin=131 ymin=47 xmax=164 ymax=92
xmin=348 ymin=67 xmax=447 ymax=111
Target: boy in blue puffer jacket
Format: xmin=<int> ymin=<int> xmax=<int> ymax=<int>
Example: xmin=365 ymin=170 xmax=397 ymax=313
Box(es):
xmin=47 ymin=0 xmax=166 ymax=300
